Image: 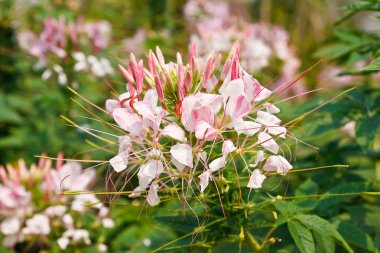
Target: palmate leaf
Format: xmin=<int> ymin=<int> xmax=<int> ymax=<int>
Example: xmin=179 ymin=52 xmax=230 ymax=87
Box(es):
xmin=337 ymin=221 xmax=375 ymax=251
xmin=295 ymin=214 xmax=353 ymax=253
xmin=288 ymin=219 xmax=315 ymax=253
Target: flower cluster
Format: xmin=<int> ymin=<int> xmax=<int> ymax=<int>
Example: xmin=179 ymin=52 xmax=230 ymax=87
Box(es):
xmin=17 ymin=16 xmax=113 ymax=85
xmin=106 ymin=43 xmax=293 ymax=207
xmin=184 ymin=0 xmax=304 ymax=94
xmin=0 ymin=155 xmax=114 ymax=251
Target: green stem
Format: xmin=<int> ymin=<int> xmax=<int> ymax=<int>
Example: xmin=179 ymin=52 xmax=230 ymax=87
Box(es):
xmin=244 ymin=231 xmax=261 ymax=252
xmin=151 ymin=218 xmax=224 ymax=253
xmin=244 ymin=226 xmax=278 ymax=252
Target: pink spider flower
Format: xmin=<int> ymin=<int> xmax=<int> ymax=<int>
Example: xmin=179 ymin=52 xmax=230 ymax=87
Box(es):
xmin=0 ymin=155 xmax=114 ymax=250
xmin=17 ymin=16 xmax=113 ymax=85
xmin=107 ymin=42 xmax=294 ymax=207
xmin=184 ymin=0 xmax=305 ymax=97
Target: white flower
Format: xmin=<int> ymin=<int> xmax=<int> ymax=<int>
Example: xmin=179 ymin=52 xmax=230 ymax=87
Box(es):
xmin=22 ymin=214 xmax=50 ymax=235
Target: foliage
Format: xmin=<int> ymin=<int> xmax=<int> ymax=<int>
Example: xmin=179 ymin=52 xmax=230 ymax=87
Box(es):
xmin=0 ymin=0 xmax=380 ymax=253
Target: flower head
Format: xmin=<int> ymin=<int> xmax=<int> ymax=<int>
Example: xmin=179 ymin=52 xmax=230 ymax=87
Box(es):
xmin=107 ymin=42 xmax=293 ymax=207
xmin=0 ymin=155 xmax=113 ymax=250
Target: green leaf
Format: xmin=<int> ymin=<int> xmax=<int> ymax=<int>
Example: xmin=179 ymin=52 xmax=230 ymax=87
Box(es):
xmin=295 ymin=214 xmax=353 ymax=253
xmin=296 ymin=178 xmax=318 ymax=196
xmin=317 ymin=182 xmax=372 ymax=212
xmin=288 ymin=219 xmax=315 ymax=253
xmin=361 ymin=56 xmax=380 ymax=71
xmin=337 ymin=1 xmax=380 ymax=24
xmin=375 ymin=228 xmax=380 ymax=253
xmin=314 ymin=231 xmax=335 ymax=253
xmin=355 ymin=115 xmax=380 ymax=152
xmin=155 ymin=215 xmax=200 ymax=234
xmin=337 ymin=221 xmax=374 ymax=251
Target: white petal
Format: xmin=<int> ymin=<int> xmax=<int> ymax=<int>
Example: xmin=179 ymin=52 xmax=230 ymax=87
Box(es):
xmin=42 ymin=69 xmax=52 ymax=80
xmin=0 ymin=217 xmax=20 ymax=235
xmin=198 ymin=170 xmax=211 ymax=193
xmin=172 ymin=158 xmax=186 ymax=172
xmin=138 ymin=160 xmax=164 ymax=189
xmin=247 ymin=169 xmax=266 ymax=189
xmin=161 ymin=123 xmax=187 ymax=142
xmin=109 ymin=151 xmax=129 ymax=172
xmin=257 ymin=132 xmax=279 ymax=154
xmin=147 ymin=183 xmax=160 ymax=206
xmin=57 ymin=237 xmax=70 ymax=250
xmin=234 ymin=119 xmax=261 ymax=136
xmin=267 ymin=126 xmax=287 ymax=138
xmin=128 ymin=186 xmax=145 ymax=198
xmin=256 ymin=111 xmax=281 ymax=126
xmin=196 ymin=151 xmax=207 ymax=162
xmin=263 ymin=155 xmax=292 ymax=175
xmin=222 ymin=140 xmax=236 ymax=158
xmin=209 ymin=157 xmax=226 ymax=172
xmin=195 ymin=120 xmax=218 ymax=140
xmin=102 ymin=218 xmax=115 ymax=228
xmin=249 ymin=150 xmax=265 ymax=168
xmin=118 ymin=136 xmax=132 ymax=153
xmin=170 ymin=144 xmax=193 ymax=168
xmin=264 ymin=103 xmax=280 ymax=114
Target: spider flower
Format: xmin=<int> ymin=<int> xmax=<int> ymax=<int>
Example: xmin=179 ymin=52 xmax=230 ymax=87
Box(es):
xmin=184 ymin=0 xmax=305 ymax=95
xmin=0 ymin=155 xmax=114 ymax=251
xmin=17 ymin=16 xmax=113 ymax=85
xmin=107 ymin=43 xmax=293 ymax=207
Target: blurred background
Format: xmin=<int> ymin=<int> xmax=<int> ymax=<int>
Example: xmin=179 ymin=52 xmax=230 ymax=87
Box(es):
xmin=1 ymin=0 xmax=380 ymax=252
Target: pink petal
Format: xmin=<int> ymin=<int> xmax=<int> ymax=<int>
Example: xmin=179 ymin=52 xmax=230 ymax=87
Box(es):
xmin=181 ymin=95 xmax=199 ymax=132
xmin=195 ymin=93 xmax=223 ymax=113
xmin=113 ymin=108 xmax=145 ymax=137
xmin=134 ymin=101 xmax=156 ymax=122
xmin=195 ymin=120 xmax=218 ymax=141
xmin=105 ymin=99 xmax=120 ymax=114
